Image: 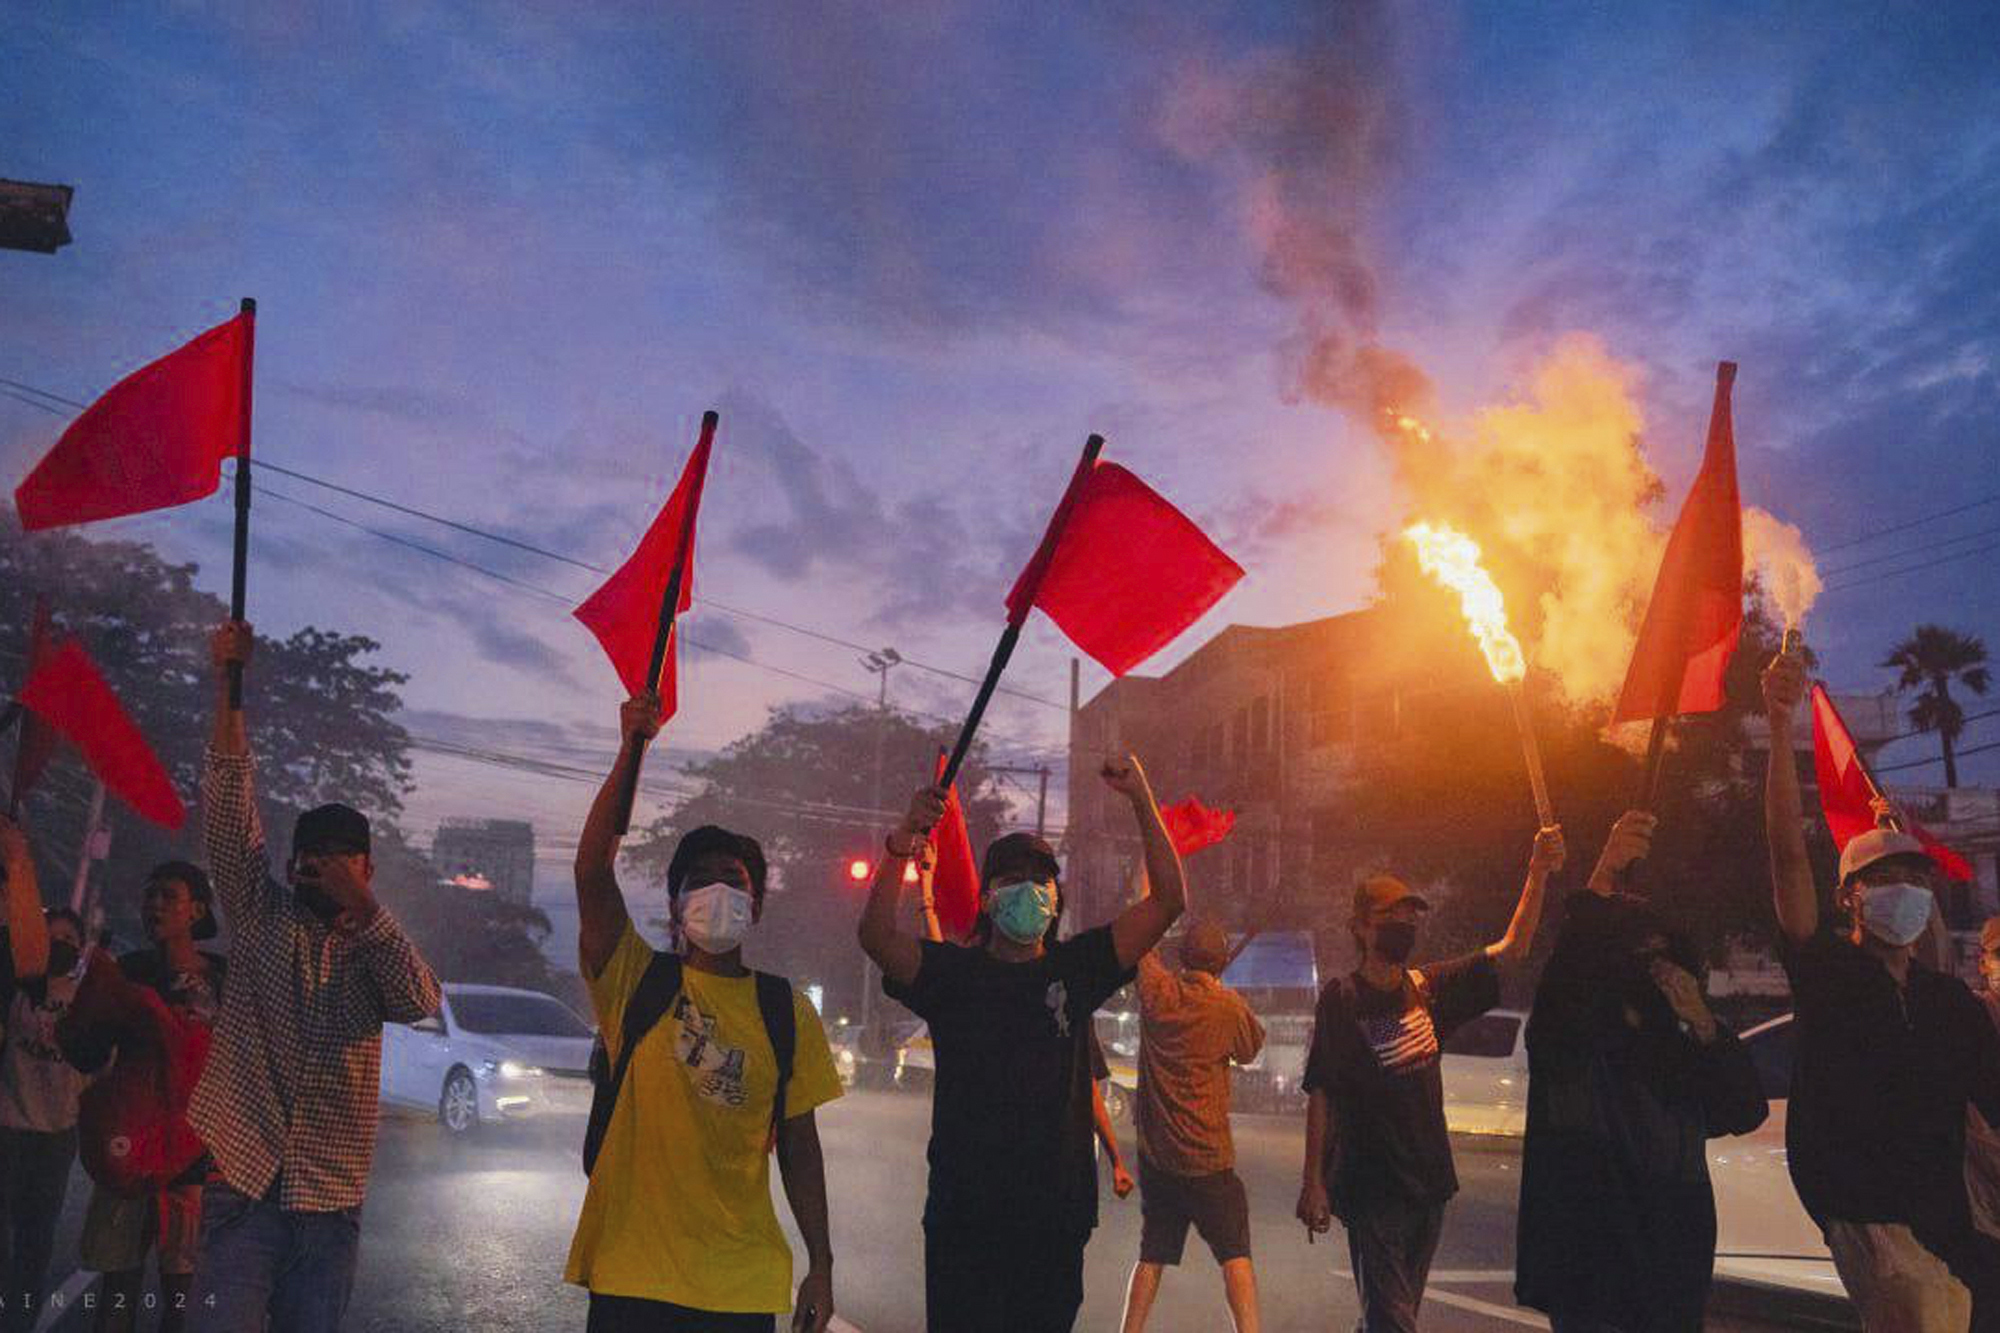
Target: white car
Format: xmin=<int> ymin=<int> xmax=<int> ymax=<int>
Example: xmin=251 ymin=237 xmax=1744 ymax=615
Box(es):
xmin=381 ymin=983 xmax=598 ymax=1134
xmin=1709 ymin=1015 xmax=1844 ymax=1302
xmin=1440 ymin=1008 xmax=1529 ymax=1137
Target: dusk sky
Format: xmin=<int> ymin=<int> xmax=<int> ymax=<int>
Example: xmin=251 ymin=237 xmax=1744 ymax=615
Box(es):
xmin=6 ymin=2 xmax=1999 ymax=890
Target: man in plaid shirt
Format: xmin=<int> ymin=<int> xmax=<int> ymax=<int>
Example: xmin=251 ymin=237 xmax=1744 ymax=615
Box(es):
xmin=188 ymin=622 xmax=440 ymax=1332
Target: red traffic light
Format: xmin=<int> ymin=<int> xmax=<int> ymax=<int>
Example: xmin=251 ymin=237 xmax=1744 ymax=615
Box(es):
xmin=903 ymin=860 xmax=921 ymax=884
xmin=847 ymin=858 xmax=871 ymax=883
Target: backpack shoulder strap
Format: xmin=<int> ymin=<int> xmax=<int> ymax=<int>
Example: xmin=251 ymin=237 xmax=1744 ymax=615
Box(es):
xmin=582 ymin=950 xmax=683 ymax=1175
xmin=753 ymin=971 xmax=796 ymax=1134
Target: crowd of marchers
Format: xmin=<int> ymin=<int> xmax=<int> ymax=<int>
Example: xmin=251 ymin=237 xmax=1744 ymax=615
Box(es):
xmin=1 ymin=631 xmax=1998 ymax=1333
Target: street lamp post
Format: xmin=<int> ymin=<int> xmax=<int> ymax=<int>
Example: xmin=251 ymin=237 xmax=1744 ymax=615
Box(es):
xmin=858 ymin=648 xmax=902 ymax=1051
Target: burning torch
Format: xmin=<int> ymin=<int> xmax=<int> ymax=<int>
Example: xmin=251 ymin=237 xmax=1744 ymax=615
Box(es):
xmin=1406 ymin=523 xmax=1557 ymax=829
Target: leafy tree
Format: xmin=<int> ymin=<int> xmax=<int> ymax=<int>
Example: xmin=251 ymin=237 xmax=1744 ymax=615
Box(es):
xmin=625 ymin=704 xmax=1012 ymax=1016
xmin=2 ymin=518 xmax=553 ymax=994
xmin=1881 ymin=624 xmax=1991 ymax=788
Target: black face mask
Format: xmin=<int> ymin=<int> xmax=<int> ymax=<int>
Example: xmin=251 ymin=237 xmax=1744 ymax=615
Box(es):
xmin=47 ymin=942 xmax=80 ymax=976
xmin=1374 ymin=921 xmax=1418 ymax=964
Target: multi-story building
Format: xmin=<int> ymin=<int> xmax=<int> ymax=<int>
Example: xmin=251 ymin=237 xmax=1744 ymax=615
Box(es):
xmin=431 ymin=818 xmax=537 ymax=906
xmin=1064 ymin=608 xmax=1482 ymax=933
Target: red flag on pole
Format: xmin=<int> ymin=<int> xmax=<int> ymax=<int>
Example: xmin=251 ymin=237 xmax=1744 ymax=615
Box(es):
xmin=1613 ymin=362 xmax=1744 ymax=723
xmin=929 ymin=751 xmax=982 ymax=940
xmin=1810 ymin=683 xmax=1972 ymax=882
xmin=1160 ymin=796 xmax=1237 ymax=856
xmin=13 ymin=312 xmax=253 ymax=530
xmin=17 ymin=639 xmax=185 ymax=829
xmin=9 ymin=601 xmax=60 ymax=810
xmin=1004 ymin=460 xmax=1243 ymax=677
xmin=573 ymin=423 xmax=715 ymax=722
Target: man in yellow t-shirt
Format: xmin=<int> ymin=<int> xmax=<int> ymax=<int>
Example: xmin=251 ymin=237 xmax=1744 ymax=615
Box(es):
xmin=566 ymin=693 xmax=842 ymax=1333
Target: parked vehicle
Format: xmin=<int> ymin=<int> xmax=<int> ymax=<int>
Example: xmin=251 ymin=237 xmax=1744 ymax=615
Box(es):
xmin=1439 ymin=1008 xmax=1529 ymax=1137
xmin=1221 ymin=931 xmax=1318 ymax=1113
xmin=1710 ymin=1015 xmax=1844 ymax=1305
xmin=381 ymin=983 xmax=597 ymax=1134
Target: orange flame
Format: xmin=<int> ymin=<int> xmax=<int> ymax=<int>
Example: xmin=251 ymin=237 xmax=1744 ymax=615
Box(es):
xmin=1404 ymin=522 xmax=1526 ymax=683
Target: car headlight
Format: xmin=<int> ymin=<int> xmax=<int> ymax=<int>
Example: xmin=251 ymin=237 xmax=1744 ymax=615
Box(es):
xmin=478 ymin=1059 xmax=542 ymax=1080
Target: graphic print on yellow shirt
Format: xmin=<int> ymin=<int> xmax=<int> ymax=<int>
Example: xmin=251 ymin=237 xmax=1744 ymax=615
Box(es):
xmin=564 ymin=923 xmax=842 ymax=1313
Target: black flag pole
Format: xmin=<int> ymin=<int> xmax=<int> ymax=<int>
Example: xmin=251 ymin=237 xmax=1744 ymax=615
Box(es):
xmin=612 ymin=410 xmax=718 ymax=836
xmin=938 ymin=434 xmax=1103 ymax=791
xmin=228 ymin=297 xmax=256 ymax=710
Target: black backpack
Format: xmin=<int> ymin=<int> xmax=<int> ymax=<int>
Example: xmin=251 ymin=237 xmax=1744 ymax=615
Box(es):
xmin=582 ymin=950 xmax=797 ymax=1176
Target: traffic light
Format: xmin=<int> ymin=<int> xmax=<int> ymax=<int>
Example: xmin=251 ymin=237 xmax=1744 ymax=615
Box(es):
xmin=847 ymin=858 xmax=871 ymax=883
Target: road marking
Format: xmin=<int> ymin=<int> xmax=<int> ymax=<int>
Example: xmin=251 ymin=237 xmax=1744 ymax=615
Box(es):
xmin=1421 ymin=1287 xmax=1550 ymax=1328
xmin=830 ymin=1318 xmax=862 ymax=1332
xmin=34 ymin=1268 xmax=93 ymax=1333
xmin=1333 ymin=1267 xmax=1516 ymax=1284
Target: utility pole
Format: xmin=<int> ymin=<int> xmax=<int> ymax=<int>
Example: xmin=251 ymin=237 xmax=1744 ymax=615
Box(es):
xmin=858 ymin=648 xmax=902 ymax=1060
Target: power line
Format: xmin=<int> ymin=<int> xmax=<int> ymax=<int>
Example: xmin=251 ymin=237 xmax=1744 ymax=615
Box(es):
xmin=1822 ymin=535 xmax=2000 ymax=595
xmin=1822 ymin=523 xmax=2000 ymax=578
xmin=0 ymin=372 xmax=1066 ymax=711
xmin=1873 ymin=738 xmax=2000 ymax=774
xmin=1818 ymin=492 xmax=2000 ymax=555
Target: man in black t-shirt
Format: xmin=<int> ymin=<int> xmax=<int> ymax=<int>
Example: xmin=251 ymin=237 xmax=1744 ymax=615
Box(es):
xmin=1297 ymin=827 xmax=1564 ymax=1333
xmin=1764 ymin=650 xmax=2000 ymax=1330
xmin=860 ymin=754 xmax=1186 ymax=1333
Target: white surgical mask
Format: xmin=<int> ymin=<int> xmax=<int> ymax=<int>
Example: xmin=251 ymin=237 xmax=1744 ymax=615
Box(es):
xmin=1858 ymin=881 xmax=1934 ymax=948
xmin=679 ymin=882 xmax=754 ymax=954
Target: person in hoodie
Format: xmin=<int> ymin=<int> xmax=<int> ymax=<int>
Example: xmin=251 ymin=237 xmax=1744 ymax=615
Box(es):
xmin=1514 ymin=810 xmax=1768 ymax=1332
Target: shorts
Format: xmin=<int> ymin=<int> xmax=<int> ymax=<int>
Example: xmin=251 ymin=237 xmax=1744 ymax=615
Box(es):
xmin=1138 ymin=1159 xmax=1251 ymax=1266
xmin=79 ymin=1181 xmax=205 ymax=1277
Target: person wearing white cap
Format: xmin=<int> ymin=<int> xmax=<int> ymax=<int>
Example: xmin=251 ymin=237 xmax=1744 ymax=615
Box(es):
xmin=1763 ymin=649 xmax=2000 ymax=1331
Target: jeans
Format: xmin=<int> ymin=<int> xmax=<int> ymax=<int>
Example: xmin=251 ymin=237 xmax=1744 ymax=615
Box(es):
xmin=188 ymin=1182 xmax=361 ymax=1333
xmin=0 ymin=1125 xmax=77 ymax=1333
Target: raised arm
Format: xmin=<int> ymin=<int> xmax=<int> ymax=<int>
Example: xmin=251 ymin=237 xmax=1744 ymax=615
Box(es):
xmin=0 ymin=815 xmax=49 ymax=981
xmin=1761 ymin=651 xmax=1817 ymax=942
xmin=1105 ymin=756 xmax=1186 ymax=970
xmin=1487 ymin=825 xmax=1565 ymax=963
xmin=576 ymin=693 xmax=656 ymax=979
xmin=203 ymin=622 xmax=276 ymax=924
xmin=858 ymin=785 xmax=944 ymax=989
xmin=1588 ymin=811 xmax=1656 ymax=899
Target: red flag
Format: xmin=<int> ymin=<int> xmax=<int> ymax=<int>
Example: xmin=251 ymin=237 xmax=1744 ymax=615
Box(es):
xmin=14 ymin=312 xmax=253 ymax=530
xmin=1006 ymin=460 xmax=1243 ymax=677
xmin=573 ymin=421 xmax=715 ymax=722
xmin=9 ymin=601 xmax=60 ymax=807
xmin=929 ymin=751 xmax=982 ymax=941
xmin=1160 ymin=796 xmax=1236 ymax=856
xmin=1810 ymin=684 xmax=1972 ymax=882
xmin=1613 ymin=362 xmax=1744 ymax=722
xmin=17 ymin=639 xmax=185 ymax=829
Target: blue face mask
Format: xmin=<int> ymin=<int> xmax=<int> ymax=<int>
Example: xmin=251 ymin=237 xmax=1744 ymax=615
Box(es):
xmin=986 ymin=879 xmax=1057 ymax=945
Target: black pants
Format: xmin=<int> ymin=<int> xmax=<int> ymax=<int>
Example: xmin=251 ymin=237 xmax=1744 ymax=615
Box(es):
xmin=1342 ymin=1196 xmax=1445 ymax=1333
xmin=0 ymin=1126 xmax=77 ymax=1333
xmin=924 ymin=1223 xmax=1090 ymax=1333
xmin=586 ymin=1293 xmax=776 ymax=1332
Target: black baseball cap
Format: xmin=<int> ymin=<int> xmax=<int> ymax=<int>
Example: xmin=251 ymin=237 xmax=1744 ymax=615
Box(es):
xmin=981 ymin=832 xmax=1061 ymax=887
xmin=293 ymin=803 xmax=371 ymax=856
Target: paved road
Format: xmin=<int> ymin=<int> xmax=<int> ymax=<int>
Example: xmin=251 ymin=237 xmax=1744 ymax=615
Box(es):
xmin=37 ymin=1089 xmax=1853 ymax=1332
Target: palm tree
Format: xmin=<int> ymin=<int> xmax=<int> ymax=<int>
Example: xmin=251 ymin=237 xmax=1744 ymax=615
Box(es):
xmin=1881 ymin=624 xmax=1991 ymax=788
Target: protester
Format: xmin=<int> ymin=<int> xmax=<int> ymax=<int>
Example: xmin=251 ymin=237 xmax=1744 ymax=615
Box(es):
xmin=859 ymin=754 xmax=1186 ymax=1333
xmin=1296 ymin=826 xmax=1564 ymax=1333
xmin=1975 ymin=916 xmax=2000 ymax=1241
xmin=186 ymin=621 xmax=440 ymax=1333
xmin=1514 ymin=811 xmax=1768 ymax=1331
xmin=1764 ymin=648 xmax=2000 ymax=1331
xmin=1119 ymin=915 xmax=1265 ymax=1333
xmin=58 ymin=861 xmax=226 ymax=1333
xmin=1 ymin=814 xmax=90 ymax=1333
xmin=564 ymin=691 xmax=842 ymax=1333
